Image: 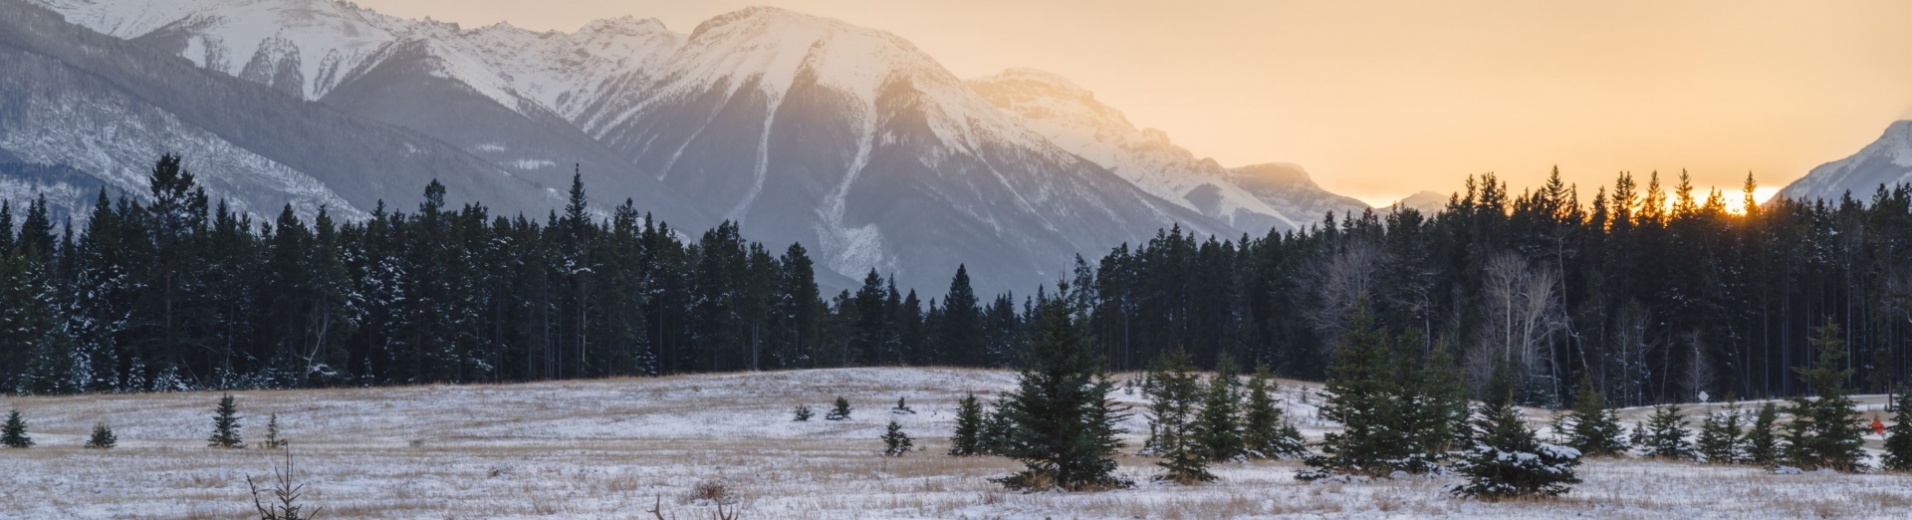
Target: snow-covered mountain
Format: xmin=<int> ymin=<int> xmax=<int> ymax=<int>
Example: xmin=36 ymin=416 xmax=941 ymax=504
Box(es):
xmin=0 ymin=0 xmax=558 ymax=223
xmin=970 ymin=69 xmax=1366 ymax=231
xmin=7 ymin=0 xmax=1360 ymax=295
xmin=1781 ymin=120 xmax=1912 ymax=202
xmin=1391 ymin=190 xmax=1451 ymax=215
xmin=580 ymin=7 xmax=1237 ymax=293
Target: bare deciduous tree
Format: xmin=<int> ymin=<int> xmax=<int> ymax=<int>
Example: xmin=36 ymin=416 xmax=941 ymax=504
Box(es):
xmin=1301 ymin=240 xmax=1382 ymax=354
xmin=1471 ymin=252 xmax=1567 ymax=399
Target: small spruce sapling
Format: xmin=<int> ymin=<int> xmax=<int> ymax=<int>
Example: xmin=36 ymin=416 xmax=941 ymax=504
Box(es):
xmin=1742 ymin=402 xmax=1781 ymax=466
xmin=1450 ymin=363 xmax=1581 ymax=500
xmin=1148 ymin=348 xmax=1212 ymax=484
xmin=1642 ymin=404 xmax=1693 ymax=460
xmin=1192 ymin=353 xmax=1246 ymax=462
xmin=262 ymin=413 xmax=288 ymax=449
xmin=209 ymin=393 xmax=244 ymax=448
xmin=86 ymin=423 xmax=116 ymax=449
xmin=881 ymin=420 xmax=914 ymax=456
xmin=1783 ymin=321 xmax=1866 ymax=472
xmin=950 ymin=393 xmax=986 ymax=456
xmin=792 ymin=404 xmax=814 ymax=422
xmin=1563 ymin=377 xmax=1628 ymax=457
xmin=825 ymin=396 xmax=852 ymax=421
xmin=1696 ymin=404 xmax=1744 ymax=464
xmin=2 ymin=409 xmax=32 ymax=448
xmin=1241 ymin=365 xmax=1305 ymax=459
xmin=1882 ymin=391 xmax=1912 ymax=472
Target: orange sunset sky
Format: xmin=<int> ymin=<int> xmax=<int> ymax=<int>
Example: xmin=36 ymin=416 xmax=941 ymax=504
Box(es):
xmin=352 ymin=0 xmax=1912 ymax=207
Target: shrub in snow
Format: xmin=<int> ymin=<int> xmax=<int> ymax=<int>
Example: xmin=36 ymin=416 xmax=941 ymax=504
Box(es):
xmin=2 ymin=409 xmax=32 ymax=448
xmin=1562 ymin=377 xmax=1627 ymax=458
xmin=950 ymin=393 xmax=986 ymax=456
xmin=1884 ymin=392 xmax=1912 ymax=472
xmin=825 ymin=396 xmax=852 ymax=421
xmin=209 ymin=393 xmax=244 ymax=448
xmin=881 ymin=420 xmax=914 ymax=456
xmin=1782 ymin=322 xmax=1866 ymax=472
xmin=792 ymin=404 xmax=814 ymax=422
xmin=1641 ymin=404 xmax=1694 ymax=460
xmin=891 ymin=397 xmax=915 ymax=415
xmin=1242 ymin=365 xmax=1306 ymax=460
xmin=1450 ymin=366 xmax=1580 ymax=500
xmin=992 ymin=282 xmax=1130 ymax=492
xmin=85 ymin=423 xmax=116 ymax=449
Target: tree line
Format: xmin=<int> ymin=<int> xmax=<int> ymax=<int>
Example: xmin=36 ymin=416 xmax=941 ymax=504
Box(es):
xmin=5 ymin=155 xmax=1912 ymax=408
xmin=1082 ymin=168 xmax=1912 ymax=407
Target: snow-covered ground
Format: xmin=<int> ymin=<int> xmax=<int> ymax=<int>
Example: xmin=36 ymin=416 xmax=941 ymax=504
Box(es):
xmin=0 ymin=368 xmax=1908 ymax=519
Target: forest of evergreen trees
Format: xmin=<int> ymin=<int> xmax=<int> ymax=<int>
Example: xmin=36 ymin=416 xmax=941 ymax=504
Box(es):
xmin=3 ymin=155 xmax=1912 ymax=409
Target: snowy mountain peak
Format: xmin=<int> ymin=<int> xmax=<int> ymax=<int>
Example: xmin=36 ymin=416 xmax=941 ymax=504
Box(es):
xmin=579 ymin=15 xmax=668 ymax=36
xmin=668 ymin=5 xmax=952 ymax=106
xmin=1781 ymin=120 xmax=1912 ymax=202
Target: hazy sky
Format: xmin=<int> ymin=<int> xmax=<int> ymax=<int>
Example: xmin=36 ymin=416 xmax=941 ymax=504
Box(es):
xmin=354 ymin=0 xmax=1912 ymax=206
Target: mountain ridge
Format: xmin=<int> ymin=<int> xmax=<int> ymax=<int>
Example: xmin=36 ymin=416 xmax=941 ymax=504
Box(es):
xmin=8 ymin=0 xmax=1363 ymax=296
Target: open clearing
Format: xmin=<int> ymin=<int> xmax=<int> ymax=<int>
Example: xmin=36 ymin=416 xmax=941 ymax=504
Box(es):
xmin=2 ymin=367 xmax=1910 ymax=519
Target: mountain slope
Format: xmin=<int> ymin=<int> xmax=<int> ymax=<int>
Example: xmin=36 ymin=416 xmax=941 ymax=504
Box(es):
xmin=53 ymin=0 xmax=710 ymax=223
xmin=969 ymin=69 xmax=1367 ymax=232
xmin=17 ymin=0 xmax=1366 ymax=295
xmin=1781 ymin=120 xmax=1912 ymax=202
xmin=582 ymin=7 xmax=1232 ymax=294
xmin=0 ymin=0 xmax=554 ymax=220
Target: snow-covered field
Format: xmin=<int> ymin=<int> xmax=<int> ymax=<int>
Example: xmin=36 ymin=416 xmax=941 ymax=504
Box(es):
xmin=1 ymin=368 xmax=1909 ymax=519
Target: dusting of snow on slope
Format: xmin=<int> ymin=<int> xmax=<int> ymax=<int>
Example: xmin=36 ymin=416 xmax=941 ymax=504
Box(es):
xmin=0 ymin=81 xmax=365 ymax=221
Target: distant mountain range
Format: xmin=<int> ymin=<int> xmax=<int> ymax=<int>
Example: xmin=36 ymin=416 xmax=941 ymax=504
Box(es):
xmin=1781 ymin=120 xmax=1912 ymax=202
xmin=0 ymin=0 xmax=1378 ymax=295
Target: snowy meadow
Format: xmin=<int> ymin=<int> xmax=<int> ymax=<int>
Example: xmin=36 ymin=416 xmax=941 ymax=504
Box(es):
xmin=1 ymin=367 xmax=1909 ymax=519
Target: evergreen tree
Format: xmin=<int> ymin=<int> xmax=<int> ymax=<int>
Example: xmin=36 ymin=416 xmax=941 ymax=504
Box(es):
xmin=1695 ymin=404 xmax=1743 ymax=464
xmin=1241 ymin=365 xmax=1305 ymax=459
xmin=1451 ymin=363 xmax=1581 ymax=499
xmin=1742 ymin=402 xmax=1781 ymax=466
xmin=1191 ymin=353 xmax=1245 ymax=462
xmin=1300 ymin=302 xmax=1409 ymax=479
xmin=262 ymin=412 xmax=287 ymax=449
xmin=950 ymin=393 xmax=986 ymax=456
xmin=86 ymin=423 xmax=116 ymax=449
xmin=1641 ymin=404 xmax=1694 ymax=460
xmin=1146 ymin=348 xmax=1211 ymax=484
xmin=1563 ymin=377 xmax=1627 ymax=457
xmin=1783 ymin=321 xmax=1865 ymax=472
xmin=209 ymin=393 xmax=243 ymax=448
xmin=980 ymin=396 xmax=1014 ymax=455
xmin=881 ymin=419 xmax=914 ymax=456
xmin=1 ymin=409 xmax=30 ymax=448
xmin=792 ymin=405 xmax=814 ymax=422
xmin=826 ymin=396 xmax=852 ymax=421
xmin=995 ymin=281 xmax=1130 ymax=491
xmin=1883 ymin=391 xmax=1912 ymax=472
